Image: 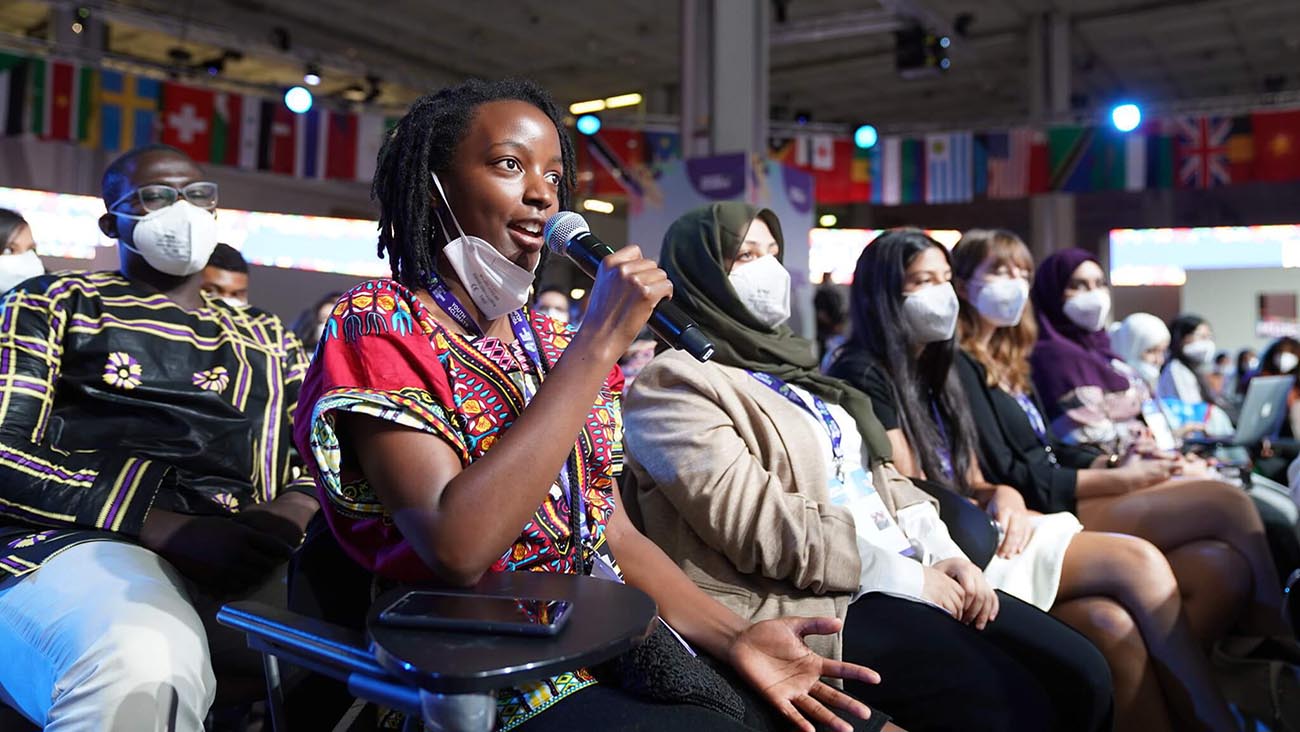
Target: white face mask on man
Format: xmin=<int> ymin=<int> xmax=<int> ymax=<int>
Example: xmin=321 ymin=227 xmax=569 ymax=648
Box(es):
xmin=972 ymin=277 xmax=1030 ymax=328
xmin=430 ymin=172 xmax=537 ymax=321
xmin=903 ymin=282 xmax=960 ymax=344
xmin=0 ymin=250 xmax=45 ymax=293
xmin=116 ymin=200 xmax=219 ymax=277
xmin=729 ymin=254 xmax=791 ymax=328
xmin=1062 ymin=288 xmax=1111 ymax=333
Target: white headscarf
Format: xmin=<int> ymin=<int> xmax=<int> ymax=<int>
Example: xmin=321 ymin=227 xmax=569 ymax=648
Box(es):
xmin=1111 ymin=312 xmax=1170 ymax=371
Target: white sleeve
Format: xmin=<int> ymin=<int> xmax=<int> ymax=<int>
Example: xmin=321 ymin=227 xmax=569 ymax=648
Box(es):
xmin=853 ymin=535 xmax=926 ymax=603
xmin=895 ymin=502 xmax=968 ymax=565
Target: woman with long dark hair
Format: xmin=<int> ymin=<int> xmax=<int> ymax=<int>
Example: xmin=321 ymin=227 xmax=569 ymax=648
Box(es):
xmin=291 ymin=79 xmax=888 ymax=732
xmin=829 ymin=229 xmax=1239 ymax=732
xmin=949 ymin=229 xmax=1287 ymax=730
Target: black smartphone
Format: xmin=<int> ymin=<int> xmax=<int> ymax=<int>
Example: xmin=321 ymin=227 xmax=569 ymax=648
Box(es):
xmin=377 ymin=591 xmax=574 ymax=636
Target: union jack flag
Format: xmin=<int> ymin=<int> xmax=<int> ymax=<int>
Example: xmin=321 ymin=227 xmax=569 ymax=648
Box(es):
xmin=1173 ymin=116 xmax=1233 ymax=188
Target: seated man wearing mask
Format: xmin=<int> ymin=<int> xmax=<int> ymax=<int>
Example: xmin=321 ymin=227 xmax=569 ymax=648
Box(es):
xmin=201 ymin=242 xmax=251 ymax=307
xmin=0 ymin=144 xmax=317 ymax=730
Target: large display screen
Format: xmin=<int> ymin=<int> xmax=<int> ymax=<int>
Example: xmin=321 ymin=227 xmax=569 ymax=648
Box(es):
xmin=0 ymin=185 xmax=386 ymax=277
xmin=1109 ymin=225 xmax=1300 ymax=286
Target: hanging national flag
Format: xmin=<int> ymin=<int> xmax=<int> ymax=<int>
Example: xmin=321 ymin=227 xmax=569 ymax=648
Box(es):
xmin=98 ymin=70 xmax=161 ymax=152
xmin=161 ymin=83 xmax=214 ymax=162
xmin=813 ymin=139 xmax=869 ymax=205
xmin=1172 ymin=116 xmax=1238 ymax=188
xmin=295 ymin=107 xmax=323 ymax=178
xmin=924 ymin=132 xmax=973 ymax=204
xmin=582 ymin=128 xmax=645 ymax=197
xmin=1250 ymin=109 xmax=1300 ymax=183
xmin=0 ymin=53 xmax=29 ymax=136
xmin=870 ymin=137 xmax=924 ymax=205
xmin=30 ymin=58 xmax=92 ymax=143
xmin=210 ymin=92 xmax=244 ymax=167
xmin=810 ymin=134 xmax=835 ymax=171
xmin=644 ymin=130 xmax=680 ymax=169
xmin=793 ymin=134 xmax=812 ymax=167
xmin=972 ymin=134 xmax=988 ymax=197
xmin=324 ymin=111 xmax=359 ymax=181
xmin=258 ymin=100 xmax=297 ymax=176
xmin=1047 ymin=126 xmax=1098 ymax=192
xmin=354 ymin=112 xmax=389 ymax=183
xmin=900 ymin=138 xmax=924 ymax=203
xmin=237 ymin=97 xmax=263 ymax=170
xmin=986 ymin=128 xmax=1036 ymax=199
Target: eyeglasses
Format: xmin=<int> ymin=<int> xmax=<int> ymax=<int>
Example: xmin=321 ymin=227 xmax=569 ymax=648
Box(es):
xmin=110 ymin=181 xmax=219 ymax=214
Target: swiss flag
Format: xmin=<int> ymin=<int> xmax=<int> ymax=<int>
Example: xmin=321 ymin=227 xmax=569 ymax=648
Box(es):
xmin=161 ymin=83 xmax=214 ymax=162
xmin=1251 ymin=109 xmax=1300 ymax=182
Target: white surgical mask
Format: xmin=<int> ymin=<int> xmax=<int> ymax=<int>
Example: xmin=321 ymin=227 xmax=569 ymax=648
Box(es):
xmin=1248 ymin=357 xmax=1261 ymax=372
xmin=220 ymin=296 xmax=248 ymax=309
xmin=1279 ymin=352 xmax=1300 ymax=374
xmin=1135 ymin=362 xmax=1161 ymax=385
xmin=903 ymin=282 xmax=960 ymax=344
xmin=1182 ymin=339 xmax=1216 ymax=366
xmin=430 ymin=172 xmax=536 ymax=321
xmin=0 ymin=250 xmax=45 ymax=293
xmin=117 ymin=200 xmax=219 ymax=276
xmin=729 ymin=254 xmax=791 ymax=328
xmin=1062 ymin=289 xmax=1111 ymax=333
xmin=972 ymin=277 xmax=1030 ymax=327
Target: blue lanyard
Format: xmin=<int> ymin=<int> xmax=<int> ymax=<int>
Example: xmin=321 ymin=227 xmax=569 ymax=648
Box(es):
xmin=749 ymin=372 xmax=845 ymax=481
xmin=424 ymin=275 xmax=589 ymax=570
xmin=1012 ymin=391 xmax=1049 ymax=444
xmin=930 ymin=401 xmax=955 ymax=480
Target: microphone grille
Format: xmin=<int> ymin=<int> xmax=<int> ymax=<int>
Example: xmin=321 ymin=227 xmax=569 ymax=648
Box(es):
xmin=543 ymin=211 xmax=590 ymax=255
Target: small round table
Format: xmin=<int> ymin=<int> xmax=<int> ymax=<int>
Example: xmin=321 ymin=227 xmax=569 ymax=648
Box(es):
xmin=368 ymin=572 xmax=657 ymax=732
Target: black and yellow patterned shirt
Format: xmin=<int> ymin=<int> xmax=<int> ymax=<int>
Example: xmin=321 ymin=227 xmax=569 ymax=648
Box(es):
xmin=0 ymin=271 xmax=312 ymax=585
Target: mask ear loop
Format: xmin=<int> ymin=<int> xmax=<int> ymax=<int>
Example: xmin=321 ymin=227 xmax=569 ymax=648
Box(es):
xmin=429 ymin=172 xmax=472 ymax=245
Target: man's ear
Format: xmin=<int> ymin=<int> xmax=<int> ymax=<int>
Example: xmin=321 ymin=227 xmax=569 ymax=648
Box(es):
xmin=98 ymin=212 xmax=118 ymax=239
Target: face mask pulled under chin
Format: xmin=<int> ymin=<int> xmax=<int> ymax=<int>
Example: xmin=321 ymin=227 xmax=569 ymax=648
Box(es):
xmin=430 ymin=172 xmax=537 ymax=321
xmin=118 ymin=200 xmax=219 ymax=277
xmin=0 ymin=250 xmax=45 ymax=293
xmin=729 ymin=254 xmax=792 ymax=328
xmin=1062 ymin=288 xmax=1111 ymax=333
xmin=903 ymin=282 xmax=960 ymax=344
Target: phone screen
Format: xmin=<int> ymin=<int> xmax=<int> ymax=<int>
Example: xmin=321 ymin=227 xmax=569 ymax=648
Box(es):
xmin=381 ymin=592 xmax=572 ymax=628
xmin=1141 ymin=401 xmax=1178 ymax=452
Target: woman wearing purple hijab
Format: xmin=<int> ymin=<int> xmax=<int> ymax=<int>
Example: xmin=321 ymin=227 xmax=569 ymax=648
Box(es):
xmin=1029 ymin=249 xmax=1296 ymax=650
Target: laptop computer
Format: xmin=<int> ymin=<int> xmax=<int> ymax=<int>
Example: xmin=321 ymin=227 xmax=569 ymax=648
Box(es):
xmin=1182 ymin=375 xmax=1296 ymax=448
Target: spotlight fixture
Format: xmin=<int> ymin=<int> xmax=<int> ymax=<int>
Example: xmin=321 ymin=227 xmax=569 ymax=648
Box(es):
xmin=568 ymin=92 xmax=643 ymax=116
xmin=341 ymin=84 xmax=367 ymax=102
xmin=303 ymin=63 xmax=321 ymax=86
xmin=582 ymin=199 xmax=615 ymax=214
xmin=1110 ymin=103 xmax=1141 ymax=132
xmin=569 ymin=288 xmax=587 ymax=300
xmin=818 ymin=214 xmax=838 ymax=227
xmin=284 ymin=85 xmax=313 ymax=114
xmin=575 ymin=114 xmax=602 ymax=135
xmin=853 ymin=124 xmax=878 ymax=149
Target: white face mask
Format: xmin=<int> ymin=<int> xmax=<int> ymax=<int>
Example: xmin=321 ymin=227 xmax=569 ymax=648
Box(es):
xmin=430 ymin=172 xmax=536 ymax=321
xmin=220 ymin=296 xmax=248 ymax=309
xmin=1062 ymin=288 xmax=1111 ymax=333
xmin=1182 ymin=339 xmax=1216 ymax=366
xmin=972 ymin=277 xmax=1030 ymax=328
xmin=729 ymin=254 xmax=791 ymax=328
xmin=903 ymin=282 xmax=959 ymax=344
xmin=1135 ymin=361 xmax=1161 ymax=385
xmin=1248 ymin=357 xmax=1261 ymax=372
xmin=1279 ymin=352 xmax=1300 ymax=374
xmin=0 ymin=250 xmax=45 ymax=293
xmin=117 ymin=200 xmax=219 ymax=277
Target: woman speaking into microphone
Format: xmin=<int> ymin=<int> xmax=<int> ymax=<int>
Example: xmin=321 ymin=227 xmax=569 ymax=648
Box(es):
xmin=292 ymin=79 xmax=895 ymax=732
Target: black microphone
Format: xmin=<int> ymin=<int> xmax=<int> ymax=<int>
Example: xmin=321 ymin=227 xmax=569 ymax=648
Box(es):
xmin=543 ymin=212 xmax=714 ymax=363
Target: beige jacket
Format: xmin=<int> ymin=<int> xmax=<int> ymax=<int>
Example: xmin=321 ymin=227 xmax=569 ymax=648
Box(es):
xmin=623 ymin=350 xmax=940 ymax=661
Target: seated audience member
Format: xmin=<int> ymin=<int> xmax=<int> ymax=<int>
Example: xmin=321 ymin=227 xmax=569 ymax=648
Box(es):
xmin=1157 ymin=314 xmax=1235 ymax=436
xmin=1228 ymin=348 xmax=1259 ymax=405
xmin=1256 ymin=337 xmax=1300 ymax=438
xmin=948 ymin=229 xmax=1293 ymax=729
xmin=533 ymin=283 xmax=572 ymax=323
xmin=201 ymin=242 xmax=250 ymax=307
xmin=0 ymin=208 xmax=44 ymax=293
xmin=827 ymin=229 xmax=1238 ymax=732
xmin=1110 ymin=312 xmax=1170 ymax=393
xmin=1209 ymin=351 xmax=1231 ymax=399
xmin=290 ymin=289 xmax=345 ymax=356
xmin=624 ymin=204 xmax=1112 ymax=732
xmin=292 ymin=80 xmax=893 ymax=732
xmin=1026 ymin=249 xmax=1296 ymax=633
xmin=0 ymin=144 xmax=318 ymax=730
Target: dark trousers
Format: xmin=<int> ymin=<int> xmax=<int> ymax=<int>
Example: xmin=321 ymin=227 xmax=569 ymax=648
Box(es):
xmin=842 ymin=592 xmax=1114 ymax=732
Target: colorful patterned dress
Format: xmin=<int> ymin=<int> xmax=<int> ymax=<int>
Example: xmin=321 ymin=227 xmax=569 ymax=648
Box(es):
xmin=293 ymin=279 xmax=625 ymax=729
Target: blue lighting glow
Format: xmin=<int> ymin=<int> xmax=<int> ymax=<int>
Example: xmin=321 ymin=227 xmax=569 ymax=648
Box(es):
xmin=575 ymin=114 xmax=602 ymax=135
xmin=284 ymin=86 xmax=313 ymax=114
xmin=1111 ymin=103 xmax=1141 ymax=132
xmin=853 ymin=124 xmax=878 ymax=149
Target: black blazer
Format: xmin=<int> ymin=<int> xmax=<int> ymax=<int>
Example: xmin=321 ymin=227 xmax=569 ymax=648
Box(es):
xmin=955 ymin=351 xmax=1101 ymax=515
